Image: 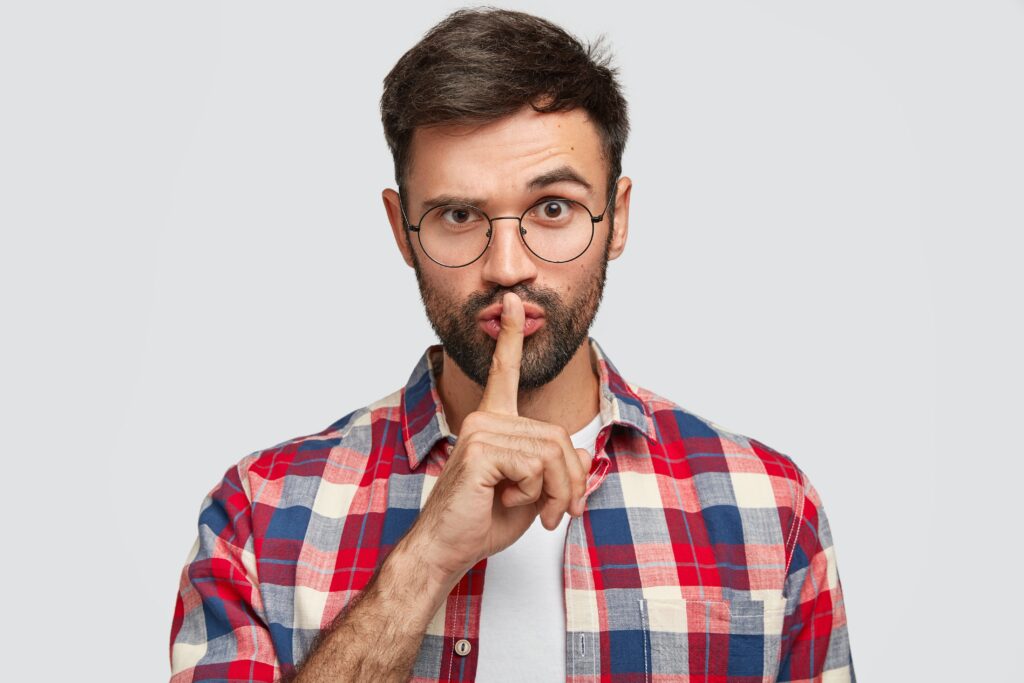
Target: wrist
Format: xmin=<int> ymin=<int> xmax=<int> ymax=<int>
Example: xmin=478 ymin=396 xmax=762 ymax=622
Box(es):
xmin=395 ymin=528 xmax=468 ymax=593
xmin=386 ymin=529 xmax=464 ymax=625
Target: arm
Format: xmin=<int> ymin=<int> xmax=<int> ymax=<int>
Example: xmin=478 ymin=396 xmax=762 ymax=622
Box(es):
xmin=171 ymin=464 xmax=465 ymax=683
xmin=281 ymin=527 xmax=462 ymax=683
xmin=176 ymin=293 xmax=586 ymax=681
xmin=777 ymin=469 xmax=855 ymax=682
xmin=288 ymin=293 xmax=589 ymax=681
xmin=170 ymin=464 xmax=281 ymax=682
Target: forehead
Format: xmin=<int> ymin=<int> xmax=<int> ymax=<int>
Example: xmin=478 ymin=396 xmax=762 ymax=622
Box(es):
xmin=406 ymin=105 xmax=606 ymax=207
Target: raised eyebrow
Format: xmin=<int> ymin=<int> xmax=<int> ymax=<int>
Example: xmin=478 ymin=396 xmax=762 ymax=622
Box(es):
xmin=419 ymin=194 xmax=489 ymax=211
xmin=418 ymin=166 xmax=593 ymax=212
xmin=526 ymin=165 xmax=594 ymax=193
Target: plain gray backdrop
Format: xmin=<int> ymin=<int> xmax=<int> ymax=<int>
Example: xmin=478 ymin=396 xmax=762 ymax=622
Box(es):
xmin=2 ymin=1 xmax=1022 ymax=681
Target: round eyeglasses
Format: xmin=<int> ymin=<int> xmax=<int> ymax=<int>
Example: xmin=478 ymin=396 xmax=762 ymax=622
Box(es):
xmin=400 ymin=190 xmax=616 ymax=268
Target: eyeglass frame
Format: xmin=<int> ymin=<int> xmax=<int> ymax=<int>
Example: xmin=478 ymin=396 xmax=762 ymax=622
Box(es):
xmin=398 ymin=183 xmax=618 ymax=268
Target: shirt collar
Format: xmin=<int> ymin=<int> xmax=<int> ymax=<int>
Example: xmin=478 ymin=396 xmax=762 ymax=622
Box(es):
xmin=400 ymin=337 xmax=658 ymax=470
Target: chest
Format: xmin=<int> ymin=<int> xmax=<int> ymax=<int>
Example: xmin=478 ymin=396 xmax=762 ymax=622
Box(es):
xmin=258 ymin=452 xmax=793 ymax=681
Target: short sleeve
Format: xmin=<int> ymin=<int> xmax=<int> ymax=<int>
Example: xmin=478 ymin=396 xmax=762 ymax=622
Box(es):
xmin=169 ymin=462 xmax=281 ymax=682
xmin=777 ymin=468 xmax=855 ymax=682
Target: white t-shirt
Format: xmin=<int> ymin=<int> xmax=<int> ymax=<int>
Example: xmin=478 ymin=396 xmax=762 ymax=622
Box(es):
xmin=474 ymin=412 xmax=603 ymax=682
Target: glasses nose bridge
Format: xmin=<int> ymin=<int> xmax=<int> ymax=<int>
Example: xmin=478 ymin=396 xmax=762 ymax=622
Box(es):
xmin=485 ymin=213 xmax=527 ymax=239
xmin=482 ymin=211 xmax=531 ymax=262
xmin=488 ymin=214 xmax=524 ymax=224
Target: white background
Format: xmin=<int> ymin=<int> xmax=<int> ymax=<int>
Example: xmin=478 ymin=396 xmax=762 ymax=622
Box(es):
xmin=2 ymin=1 xmax=1021 ymax=680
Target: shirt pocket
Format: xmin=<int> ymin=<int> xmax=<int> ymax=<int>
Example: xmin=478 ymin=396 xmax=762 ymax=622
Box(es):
xmin=638 ymin=596 xmax=788 ymax=682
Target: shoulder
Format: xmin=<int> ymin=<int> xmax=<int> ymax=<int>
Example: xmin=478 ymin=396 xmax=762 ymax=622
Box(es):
xmin=223 ymin=386 xmax=406 ymax=507
xmin=631 ymin=382 xmax=821 ymax=524
xmin=631 ymin=382 xmax=833 ymax=570
xmin=633 ymin=382 xmax=805 ymax=482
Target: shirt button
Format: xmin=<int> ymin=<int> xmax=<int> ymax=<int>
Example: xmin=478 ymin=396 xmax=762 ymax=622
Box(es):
xmin=454 ymin=638 xmax=472 ymax=656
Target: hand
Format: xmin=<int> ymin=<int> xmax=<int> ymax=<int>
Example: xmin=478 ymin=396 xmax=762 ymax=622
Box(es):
xmin=405 ymin=291 xmax=595 ymax=584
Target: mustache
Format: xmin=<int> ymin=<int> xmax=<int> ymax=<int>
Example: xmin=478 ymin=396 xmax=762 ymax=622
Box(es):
xmin=462 ymin=285 xmax=562 ymax=317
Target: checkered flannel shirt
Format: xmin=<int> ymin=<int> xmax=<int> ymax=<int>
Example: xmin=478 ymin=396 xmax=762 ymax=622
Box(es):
xmin=170 ymin=338 xmax=854 ymax=682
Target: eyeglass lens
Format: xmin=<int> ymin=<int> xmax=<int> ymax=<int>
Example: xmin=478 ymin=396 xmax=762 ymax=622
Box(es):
xmin=417 ymin=199 xmax=594 ymax=266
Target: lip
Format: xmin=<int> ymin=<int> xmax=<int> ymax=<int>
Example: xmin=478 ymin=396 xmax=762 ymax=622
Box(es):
xmin=477 ymin=300 xmax=546 ymax=340
xmin=479 ymin=316 xmax=545 ymax=339
xmin=477 ymin=301 xmax=545 ymax=323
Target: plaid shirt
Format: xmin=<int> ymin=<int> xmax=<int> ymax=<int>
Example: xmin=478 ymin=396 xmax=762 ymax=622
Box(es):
xmin=170 ymin=338 xmax=854 ymax=682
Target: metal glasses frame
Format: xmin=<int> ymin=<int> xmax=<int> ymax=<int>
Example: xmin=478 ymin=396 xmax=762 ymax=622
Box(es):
xmin=399 ymin=187 xmax=617 ymax=268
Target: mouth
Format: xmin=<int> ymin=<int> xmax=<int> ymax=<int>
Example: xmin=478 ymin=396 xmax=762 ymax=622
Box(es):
xmin=479 ymin=316 xmax=545 ymax=339
xmin=477 ymin=301 xmax=546 ymax=340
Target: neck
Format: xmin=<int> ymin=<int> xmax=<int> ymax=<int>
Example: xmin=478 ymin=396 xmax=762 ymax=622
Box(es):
xmin=437 ymin=339 xmax=601 ymax=438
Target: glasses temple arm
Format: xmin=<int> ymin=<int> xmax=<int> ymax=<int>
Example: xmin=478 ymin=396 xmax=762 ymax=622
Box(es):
xmin=593 ymin=182 xmax=618 ymax=222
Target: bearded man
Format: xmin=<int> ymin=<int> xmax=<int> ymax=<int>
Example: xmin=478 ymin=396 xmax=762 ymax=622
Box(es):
xmin=170 ymin=8 xmax=854 ymax=682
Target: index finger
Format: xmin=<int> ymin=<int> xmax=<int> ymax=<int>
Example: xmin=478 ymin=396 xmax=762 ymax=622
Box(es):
xmin=479 ymin=291 xmax=524 ymax=416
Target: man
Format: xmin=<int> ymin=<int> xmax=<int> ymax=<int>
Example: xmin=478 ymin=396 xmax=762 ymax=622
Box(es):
xmin=170 ymin=8 xmax=854 ymax=682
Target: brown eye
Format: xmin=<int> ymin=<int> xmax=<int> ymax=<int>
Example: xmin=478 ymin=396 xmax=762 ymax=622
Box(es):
xmin=437 ymin=205 xmax=485 ymax=227
xmin=527 ymin=199 xmax=575 ymax=227
xmin=542 ymin=200 xmax=568 ymax=218
xmin=448 ymin=208 xmax=471 ymax=223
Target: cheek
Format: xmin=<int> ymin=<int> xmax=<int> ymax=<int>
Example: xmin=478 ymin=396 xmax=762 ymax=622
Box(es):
xmin=421 ymin=272 xmax=471 ymax=305
xmin=563 ymin=259 xmax=599 ymax=295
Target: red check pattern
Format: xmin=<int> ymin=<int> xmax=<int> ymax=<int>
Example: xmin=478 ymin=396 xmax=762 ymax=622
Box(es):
xmin=170 ymin=338 xmax=854 ymax=682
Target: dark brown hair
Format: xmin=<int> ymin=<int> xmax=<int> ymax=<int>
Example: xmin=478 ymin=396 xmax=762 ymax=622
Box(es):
xmin=380 ymin=6 xmax=629 ymax=220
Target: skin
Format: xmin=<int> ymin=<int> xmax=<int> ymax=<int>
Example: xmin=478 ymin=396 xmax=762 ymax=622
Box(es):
xmin=286 ymin=104 xmax=633 ymax=682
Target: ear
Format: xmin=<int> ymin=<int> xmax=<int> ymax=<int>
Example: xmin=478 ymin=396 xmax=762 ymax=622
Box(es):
xmin=607 ymin=176 xmax=632 ymax=261
xmin=382 ymin=188 xmax=416 ymax=269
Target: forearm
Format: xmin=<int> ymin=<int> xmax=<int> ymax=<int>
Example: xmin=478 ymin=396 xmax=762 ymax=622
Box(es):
xmin=283 ymin=530 xmax=459 ymax=683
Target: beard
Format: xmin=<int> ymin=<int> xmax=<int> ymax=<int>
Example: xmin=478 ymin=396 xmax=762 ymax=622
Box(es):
xmin=410 ymin=236 xmax=611 ymax=393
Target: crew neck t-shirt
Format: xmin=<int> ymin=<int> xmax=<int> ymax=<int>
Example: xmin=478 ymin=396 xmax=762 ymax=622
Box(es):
xmin=474 ymin=412 xmax=603 ymax=682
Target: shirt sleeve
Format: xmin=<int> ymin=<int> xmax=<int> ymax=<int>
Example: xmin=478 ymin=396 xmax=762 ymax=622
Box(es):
xmin=776 ymin=467 xmax=855 ymax=682
xmin=169 ymin=461 xmax=282 ymax=682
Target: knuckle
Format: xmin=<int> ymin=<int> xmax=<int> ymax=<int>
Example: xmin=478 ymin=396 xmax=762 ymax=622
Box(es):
xmin=463 ymin=439 xmax=485 ymax=459
xmin=527 ymin=456 xmax=544 ymax=477
xmin=463 ymin=411 xmax=484 ymax=432
xmin=544 ymin=441 xmax=563 ymax=462
xmin=549 ymin=424 xmax=571 ymax=443
xmin=488 ymin=352 xmax=507 ymax=374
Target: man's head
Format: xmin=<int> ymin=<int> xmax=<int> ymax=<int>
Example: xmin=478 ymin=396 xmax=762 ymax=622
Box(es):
xmin=380 ymin=8 xmax=632 ymax=392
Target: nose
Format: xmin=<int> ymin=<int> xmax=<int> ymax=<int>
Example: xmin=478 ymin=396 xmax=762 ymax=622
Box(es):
xmin=479 ymin=216 xmax=538 ymax=288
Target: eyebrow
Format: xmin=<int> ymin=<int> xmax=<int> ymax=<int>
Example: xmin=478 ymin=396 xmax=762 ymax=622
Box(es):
xmin=419 ymin=165 xmax=594 ymax=211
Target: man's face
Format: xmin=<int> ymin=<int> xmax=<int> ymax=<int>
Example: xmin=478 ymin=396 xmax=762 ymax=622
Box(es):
xmin=385 ymin=104 xmax=629 ymax=392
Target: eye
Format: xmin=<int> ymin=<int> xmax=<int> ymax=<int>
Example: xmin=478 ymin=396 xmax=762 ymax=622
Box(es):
xmin=543 ymin=199 xmax=569 ymax=218
xmin=439 ymin=205 xmax=484 ymax=225
xmin=529 ymin=199 xmax=575 ymax=222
